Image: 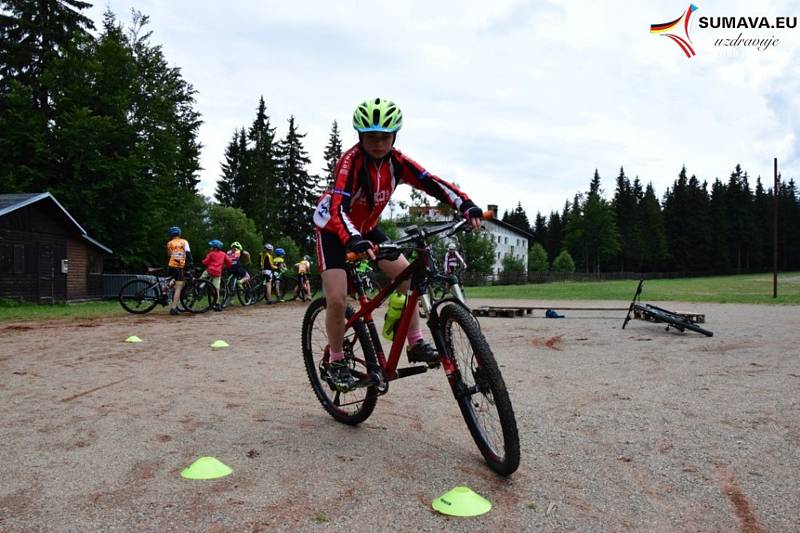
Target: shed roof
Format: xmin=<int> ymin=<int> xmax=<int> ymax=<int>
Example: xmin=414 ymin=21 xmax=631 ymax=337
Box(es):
xmin=0 ymin=192 xmax=113 ymax=254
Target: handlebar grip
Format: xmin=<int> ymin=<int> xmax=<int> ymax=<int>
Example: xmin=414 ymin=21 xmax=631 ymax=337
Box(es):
xmin=482 ymin=210 xmax=494 ymax=221
xmin=346 ymin=244 xmax=379 ymax=263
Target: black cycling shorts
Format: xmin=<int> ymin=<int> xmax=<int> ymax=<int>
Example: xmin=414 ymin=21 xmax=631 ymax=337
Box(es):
xmin=315 ymin=227 xmax=388 ymax=272
xmin=228 ymin=264 xmax=248 ymax=279
xmin=168 ymin=266 xmax=185 ymax=281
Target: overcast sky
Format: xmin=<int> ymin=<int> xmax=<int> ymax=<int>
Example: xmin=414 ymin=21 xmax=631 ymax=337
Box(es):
xmin=87 ymin=0 xmax=799 ymax=218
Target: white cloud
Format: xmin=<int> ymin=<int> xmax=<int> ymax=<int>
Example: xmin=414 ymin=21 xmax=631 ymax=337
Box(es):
xmin=88 ymin=0 xmax=800 ymax=219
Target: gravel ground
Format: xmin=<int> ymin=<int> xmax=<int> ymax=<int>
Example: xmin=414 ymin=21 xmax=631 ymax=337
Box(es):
xmin=1 ymin=298 xmax=799 ymax=532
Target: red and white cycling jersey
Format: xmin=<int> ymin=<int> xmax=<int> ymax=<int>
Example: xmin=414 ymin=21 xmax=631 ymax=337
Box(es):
xmin=313 ymin=144 xmax=475 ymax=245
xmin=444 ymin=250 xmax=465 ymax=273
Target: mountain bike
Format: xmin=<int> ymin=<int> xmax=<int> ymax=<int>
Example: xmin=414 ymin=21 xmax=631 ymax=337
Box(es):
xmin=301 ymin=214 xmax=520 ymax=476
xmin=622 ymin=279 xmax=713 ymax=336
xmin=218 ymin=270 xmax=254 ymax=308
xmin=252 ymin=269 xmax=290 ymax=303
xmin=288 ymin=271 xmax=316 ymax=302
xmin=118 ymin=268 xmax=213 ymax=314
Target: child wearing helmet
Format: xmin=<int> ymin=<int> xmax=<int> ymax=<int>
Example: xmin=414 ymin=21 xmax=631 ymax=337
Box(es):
xmin=444 ymin=242 xmax=467 ymax=275
xmin=272 ymin=248 xmax=287 ymax=302
xmin=201 ymin=239 xmax=232 ymax=311
xmin=259 ymin=243 xmax=279 ymax=304
xmin=166 ymin=226 xmax=192 ymax=316
xmin=226 ymin=241 xmax=250 ymax=286
xmin=312 ymin=98 xmax=483 ymax=390
xmin=294 ymin=254 xmax=313 ymax=300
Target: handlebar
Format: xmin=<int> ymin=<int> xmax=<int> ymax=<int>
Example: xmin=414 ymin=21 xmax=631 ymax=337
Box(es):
xmin=345 ymin=210 xmax=493 ymax=263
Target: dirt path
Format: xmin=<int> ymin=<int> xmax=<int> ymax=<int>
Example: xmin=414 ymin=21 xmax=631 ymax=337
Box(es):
xmin=1 ymin=299 xmax=799 ymax=532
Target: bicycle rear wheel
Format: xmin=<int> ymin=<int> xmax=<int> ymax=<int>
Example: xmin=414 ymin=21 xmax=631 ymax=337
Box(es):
xmin=251 ymin=274 xmax=266 ymax=303
xmin=181 ymin=279 xmax=214 ymax=313
xmin=440 ymin=303 xmax=520 ymax=476
xmin=301 ymin=298 xmax=378 ymax=425
xmin=119 ymin=279 xmax=160 ymax=314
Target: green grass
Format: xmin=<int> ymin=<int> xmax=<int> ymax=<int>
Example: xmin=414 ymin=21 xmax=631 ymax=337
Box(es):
xmin=1 ymin=272 xmax=797 ymax=322
xmin=0 ymin=299 xmax=130 ymax=322
xmin=467 ymin=272 xmax=800 ymax=305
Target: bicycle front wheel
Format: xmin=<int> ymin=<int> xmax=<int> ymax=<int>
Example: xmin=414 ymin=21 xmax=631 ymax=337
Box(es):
xmin=237 ymin=280 xmax=254 ymax=306
xmin=119 ymin=279 xmax=160 ymax=314
xmin=301 ymin=298 xmax=378 ymax=425
xmin=440 ymin=303 xmax=520 ymax=476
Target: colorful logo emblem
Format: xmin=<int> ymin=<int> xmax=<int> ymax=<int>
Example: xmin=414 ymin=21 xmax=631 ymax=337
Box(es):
xmin=651 ymin=4 xmax=699 ymax=58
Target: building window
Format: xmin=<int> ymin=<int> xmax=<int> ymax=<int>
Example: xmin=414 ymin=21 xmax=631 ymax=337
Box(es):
xmin=0 ymin=244 xmax=12 ymax=272
xmin=504 ymin=236 xmax=508 ymax=244
xmin=496 ymin=251 xmax=500 ymax=259
xmin=13 ymin=244 xmax=25 ymax=274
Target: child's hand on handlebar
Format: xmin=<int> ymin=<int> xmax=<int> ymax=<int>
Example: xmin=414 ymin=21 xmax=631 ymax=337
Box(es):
xmin=347 ymin=237 xmax=377 ymax=260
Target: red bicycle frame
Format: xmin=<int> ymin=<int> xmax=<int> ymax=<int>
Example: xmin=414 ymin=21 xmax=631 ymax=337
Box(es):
xmin=343 ymin=250 xmax=458 ymax=381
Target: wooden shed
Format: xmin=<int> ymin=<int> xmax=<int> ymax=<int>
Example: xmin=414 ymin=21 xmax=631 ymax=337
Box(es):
xmin=0 ymin=193 xmax=112 ymax=303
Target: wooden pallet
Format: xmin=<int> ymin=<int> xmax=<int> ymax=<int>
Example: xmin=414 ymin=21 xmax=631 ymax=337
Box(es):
xmin=634 ymin=308 xmax=705 ymax=324
xmin=472 ymin=306 xmax=532 ymax=318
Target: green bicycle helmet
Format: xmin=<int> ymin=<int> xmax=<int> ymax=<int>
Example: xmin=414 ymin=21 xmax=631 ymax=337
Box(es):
xmin=353 ymin=98 xmax=403 ymax=133
xmin=231 ymin=241 xmax=242 ymax=250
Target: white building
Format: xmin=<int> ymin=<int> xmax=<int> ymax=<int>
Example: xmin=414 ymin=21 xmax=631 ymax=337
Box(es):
xmin=482 ymin=205 xmax=532 ymax=275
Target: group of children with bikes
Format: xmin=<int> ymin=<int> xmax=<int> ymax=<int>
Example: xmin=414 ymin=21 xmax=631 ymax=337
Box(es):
xmin=165 ymin=228 xmax=314 ymax=313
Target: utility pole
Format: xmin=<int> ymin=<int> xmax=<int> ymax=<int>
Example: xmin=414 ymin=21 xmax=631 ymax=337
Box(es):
xmin=773 ymin=157 xmax=778 ymax=299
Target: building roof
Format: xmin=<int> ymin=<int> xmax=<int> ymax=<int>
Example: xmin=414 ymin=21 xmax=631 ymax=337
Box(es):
xmin=0 ymin=192 xmax=113 ymax=254
xmin=485 ymin=217 xmax=535 ymax=240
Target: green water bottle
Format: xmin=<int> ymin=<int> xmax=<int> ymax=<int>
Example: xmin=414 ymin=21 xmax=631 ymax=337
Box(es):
xmin=382 ymin=291 xmax=407 ymax=341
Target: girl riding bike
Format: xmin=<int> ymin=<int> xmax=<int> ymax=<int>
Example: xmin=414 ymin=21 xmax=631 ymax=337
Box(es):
xmin=312 ymin=98 xmax=483 ymax=390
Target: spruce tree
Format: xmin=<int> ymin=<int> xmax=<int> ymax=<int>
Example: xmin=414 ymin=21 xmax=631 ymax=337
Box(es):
xmin=216 ymin=128 xmax=244 ymax=207
xmin=708 ymin=179 xmax=730 ymax=272
xmin=725 ymin=164 xmax=756 ymax=272
xmin=274 ymin=115 xmax=317 ymax=246
xmin=639 ymin=182 xmax=668 ymax=272
xmin=322 ymin=120 xmax=343 ymax=188
xmin=502 ymin=202 xmax=532 ymax=233
xmin=612 ymin=167 xmax=642 ymax=271
xmin=246 ymin=96 xmax=278 ymax=230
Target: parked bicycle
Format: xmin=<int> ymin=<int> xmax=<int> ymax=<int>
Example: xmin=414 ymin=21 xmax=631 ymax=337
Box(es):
xmin=118 ymin=268 xmax=214 ymax=314
xmin=218 ymin=270 xmax=255 ymax=308
xmin=622 ymin=279 xmax=713 ymax=337
xmin=301 ymin=213 xmax=520 ymax=476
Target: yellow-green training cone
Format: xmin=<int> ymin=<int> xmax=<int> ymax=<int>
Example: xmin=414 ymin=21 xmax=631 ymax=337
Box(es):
xmin=125 ymin=335 xmax=142 ymax=343
xmin=210 ymin=340 xmax=229 ymax=348
xmin=432 ymin=486 xmax=492 ymax=517
xmin=180 ymin=457 xmax=232 ymax=480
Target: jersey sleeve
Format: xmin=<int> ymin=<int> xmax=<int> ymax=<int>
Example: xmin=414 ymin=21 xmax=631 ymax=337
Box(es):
xmin=395 ymin=150 xmax=476 ymax=214
xmin=325 ymin=148 xmax=363 ymax=245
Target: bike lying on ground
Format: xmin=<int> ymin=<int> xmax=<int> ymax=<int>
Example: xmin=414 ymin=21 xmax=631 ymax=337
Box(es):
xmin=118 ymin=268 xmax=214 ymax=314
xmin=622 ymin=279 xmax=713 ymax=337
xmin=301 ymin=213 xmax=520 ymax=476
